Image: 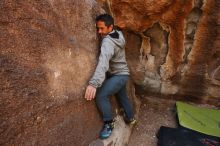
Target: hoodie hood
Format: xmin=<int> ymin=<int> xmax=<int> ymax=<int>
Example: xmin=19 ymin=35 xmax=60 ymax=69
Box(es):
xmin=105 ymin=30 xmax=125 ymax=49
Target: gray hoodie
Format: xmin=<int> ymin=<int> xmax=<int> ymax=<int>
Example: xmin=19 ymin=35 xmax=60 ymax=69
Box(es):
xmin=89 ymin=30 xmax=129 ymax=88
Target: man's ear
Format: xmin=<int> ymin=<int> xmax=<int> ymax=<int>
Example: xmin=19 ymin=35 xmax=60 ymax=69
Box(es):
xmin=108 ymin=24 xmax=113 ymax=31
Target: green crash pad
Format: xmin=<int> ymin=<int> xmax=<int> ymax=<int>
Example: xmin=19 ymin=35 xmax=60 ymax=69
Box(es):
xmin=176 ymin=101 xmax=220 ymax=137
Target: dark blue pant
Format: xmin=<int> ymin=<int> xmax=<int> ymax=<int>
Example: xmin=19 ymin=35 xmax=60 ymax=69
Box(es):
xmin=96 ymin=75 xmax=134 ymax=122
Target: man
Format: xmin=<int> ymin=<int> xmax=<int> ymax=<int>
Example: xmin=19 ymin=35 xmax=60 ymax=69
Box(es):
xmin=84 ymin=14 xmax=136 ymax=139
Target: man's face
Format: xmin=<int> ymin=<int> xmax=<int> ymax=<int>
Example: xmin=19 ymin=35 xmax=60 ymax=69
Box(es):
xmin=96 ymin=21 xmax=113 ymax=38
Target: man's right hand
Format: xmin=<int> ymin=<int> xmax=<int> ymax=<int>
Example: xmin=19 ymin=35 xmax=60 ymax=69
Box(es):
xmin=84 ymin=85 xmax=97 ymax=101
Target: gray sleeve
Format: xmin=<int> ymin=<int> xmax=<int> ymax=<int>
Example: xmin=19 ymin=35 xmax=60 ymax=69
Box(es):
xmin=89 ymin=39 xmax=114 ymax=88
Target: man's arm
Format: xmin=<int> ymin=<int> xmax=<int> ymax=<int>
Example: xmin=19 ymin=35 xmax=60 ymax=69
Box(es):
xmin=84 ymin=38 xmax=114 ymax=100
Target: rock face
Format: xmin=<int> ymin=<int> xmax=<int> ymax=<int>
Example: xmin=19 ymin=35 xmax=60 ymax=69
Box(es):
xmin=99 ymin=0 xmax=220 ymax=105
xmin=1 ymin=0 xmax=220 ymax=145
xmin=0 ymin=1 xmax=140 ymax=145
xmin=0 ymin=0 xmax=104 ymax=145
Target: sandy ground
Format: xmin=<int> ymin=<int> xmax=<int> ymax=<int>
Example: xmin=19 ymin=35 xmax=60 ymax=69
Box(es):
xmin=89 ymin=95 xmax=219 ymax=146
xmin=128 ymin=96 xmax=178 ymax=146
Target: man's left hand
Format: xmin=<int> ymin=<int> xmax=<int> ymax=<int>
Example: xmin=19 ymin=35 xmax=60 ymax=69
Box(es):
xmin=85 ymin=85 xmax=97 ymax=101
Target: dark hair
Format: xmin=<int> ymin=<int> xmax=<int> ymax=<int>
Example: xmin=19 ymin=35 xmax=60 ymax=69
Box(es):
xmin=96 ymin=14 xmax=114 ymax=27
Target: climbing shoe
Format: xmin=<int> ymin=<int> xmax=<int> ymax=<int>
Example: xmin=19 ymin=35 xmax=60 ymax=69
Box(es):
xmin=99 ymin=121 xmax=114 ymax=139
xmin=124 ymin=117 xmax=137 ymax=125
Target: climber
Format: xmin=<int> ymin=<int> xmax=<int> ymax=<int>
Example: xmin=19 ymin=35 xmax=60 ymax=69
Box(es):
xmin=84 ymin=14 xmax=136 ymax=139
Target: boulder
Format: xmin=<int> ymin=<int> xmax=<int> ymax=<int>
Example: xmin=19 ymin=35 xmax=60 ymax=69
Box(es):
xmin=99 ymin=0 xmax=220 ymax=105
xmin=0 ymin=0 xmax=103 ymax=145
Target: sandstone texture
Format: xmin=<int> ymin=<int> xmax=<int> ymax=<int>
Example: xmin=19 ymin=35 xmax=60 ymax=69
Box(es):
xmin=1 ymin=0 xmax=220 ymax=146
xmin=0 ymin=1 xmax=140 ymax=145
xmin=0 ymin=0 xmax=102 ymax=145
xmin=99 ymin=0 xmax=220 ymax=105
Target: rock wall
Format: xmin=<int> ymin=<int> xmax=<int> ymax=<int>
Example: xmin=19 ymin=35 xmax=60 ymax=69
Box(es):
xmin=1 ymin=0 xmax=220 ymax=145
xmin=0 ymin=0 xmax=104 ymax=145
xmin=98 ymin=0 xmax=220 ymax=105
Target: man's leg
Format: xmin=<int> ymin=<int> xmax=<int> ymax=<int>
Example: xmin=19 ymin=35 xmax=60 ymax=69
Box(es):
xmin=115 ymin=84 xmax=134 ymax=121
xmin=96 ymin=75 xmax=129 ymax=122
xmin=96 ymin=75 xmax=131 ymax=139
